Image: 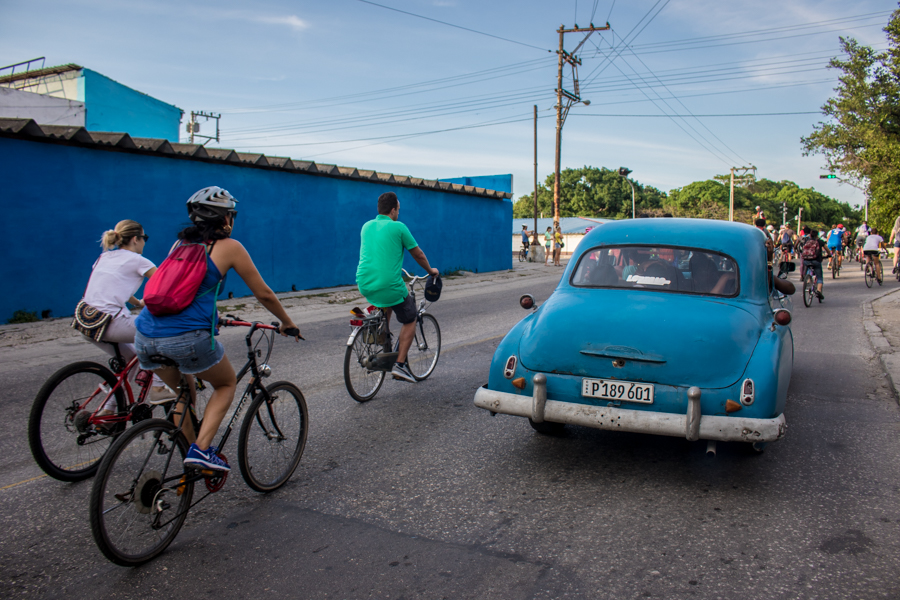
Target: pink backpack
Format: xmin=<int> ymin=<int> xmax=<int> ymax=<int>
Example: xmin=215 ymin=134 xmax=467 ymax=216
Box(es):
xmin=143 ymin=242 xmax=214 ymax=316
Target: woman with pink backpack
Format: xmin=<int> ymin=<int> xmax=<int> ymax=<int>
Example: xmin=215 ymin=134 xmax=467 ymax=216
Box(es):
xmin=133 ymin=187 xmax=300 ymax=472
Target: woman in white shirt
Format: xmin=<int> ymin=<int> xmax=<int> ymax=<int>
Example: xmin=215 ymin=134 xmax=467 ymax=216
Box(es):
xmin=82 ymin=220 xmax=156 ymax=358
xmin=80 ymin=220 xmax=171 ymax=403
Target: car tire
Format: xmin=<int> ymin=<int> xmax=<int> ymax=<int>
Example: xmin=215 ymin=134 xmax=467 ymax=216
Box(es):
xmin=528 ymin=418 xmax=566 ymax=435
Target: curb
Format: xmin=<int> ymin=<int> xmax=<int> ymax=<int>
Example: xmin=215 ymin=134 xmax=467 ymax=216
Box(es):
xmin=862 ymin=286 xmax=900 ymax=402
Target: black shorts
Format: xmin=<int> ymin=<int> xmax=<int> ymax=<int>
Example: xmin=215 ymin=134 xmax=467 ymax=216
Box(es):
xmin=387 ymin=294 xmax=417 ymax=324
xmin=864 ymin=250 xmax=880 ymax=257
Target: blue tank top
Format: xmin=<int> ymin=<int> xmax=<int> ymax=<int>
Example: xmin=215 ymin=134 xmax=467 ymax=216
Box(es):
xmin=135 ymin=254 xmax=226 ymax=338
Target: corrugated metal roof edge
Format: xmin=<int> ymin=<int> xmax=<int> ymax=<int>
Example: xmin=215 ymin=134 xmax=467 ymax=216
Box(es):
xmin=0 ymin=118 xmax=513 ymax=201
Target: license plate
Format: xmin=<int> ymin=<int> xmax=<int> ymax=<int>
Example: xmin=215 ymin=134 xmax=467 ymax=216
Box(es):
xmin=582 ymin=378 xmax=654 ymax=403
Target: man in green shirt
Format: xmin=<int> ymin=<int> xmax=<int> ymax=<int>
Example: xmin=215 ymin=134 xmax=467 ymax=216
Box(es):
xmin=356 ymin=192 xmax=439 ymax=383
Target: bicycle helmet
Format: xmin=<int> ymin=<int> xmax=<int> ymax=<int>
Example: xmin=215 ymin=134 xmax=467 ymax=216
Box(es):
xmin=186 ymin=186 xmax=238 ymax=223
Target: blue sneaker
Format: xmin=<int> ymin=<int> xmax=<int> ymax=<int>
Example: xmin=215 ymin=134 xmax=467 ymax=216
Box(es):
xmin=184 ymin=443 xmax=230 ymax=472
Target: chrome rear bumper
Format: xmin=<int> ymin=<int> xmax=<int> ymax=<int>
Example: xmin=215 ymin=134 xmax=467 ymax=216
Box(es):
xmin=474 ymin=382 xmax=786 ymax=443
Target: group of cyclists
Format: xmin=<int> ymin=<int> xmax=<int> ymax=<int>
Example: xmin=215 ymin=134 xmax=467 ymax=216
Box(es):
xmin=71 ymin=187 xmax=433 ymax=474
xmin=755 ymin=211 xmax=894 ymax=298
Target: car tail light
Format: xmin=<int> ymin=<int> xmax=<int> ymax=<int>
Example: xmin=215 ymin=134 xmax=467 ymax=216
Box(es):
xmin=520 ymin=294 xmax=535 ymax=310
xmin=740 ymin=378 xmax=755 ymax=406
xmin=350 ymin=319 xmax=363 ymax=326
xmin=773 ymin=309 xmax=791 ymax=326
xmin=504 ymin=356 xmax=517 ymax=379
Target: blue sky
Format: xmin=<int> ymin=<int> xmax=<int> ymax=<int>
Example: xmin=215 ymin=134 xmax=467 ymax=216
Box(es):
xmin=2 ymin=0 xmax=896 ymax=210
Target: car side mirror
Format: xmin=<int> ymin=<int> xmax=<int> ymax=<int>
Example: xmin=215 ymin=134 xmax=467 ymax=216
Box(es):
xmin=520 ymin=294 xmax=537 ymax=310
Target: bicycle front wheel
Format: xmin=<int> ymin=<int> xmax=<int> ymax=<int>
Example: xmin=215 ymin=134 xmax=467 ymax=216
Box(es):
xmin=803 ymin=275 xmax=814 ymax=307
xmin=89 ymin=419 xmax=193 ymax=566
xmin=518 ymin=249 xmax=526 ymax=262
xmin=238 ymin=381 xmax=308 ymax=493
xmin=29 ymin=361 xmax=126 ymax=482
xmin=343 ymin=328 xmax=386 ymax=402
xmin=407 ymin=314 xmax=441 ymax=381
xmin=865 ymin=263 xmax=874 ymax=287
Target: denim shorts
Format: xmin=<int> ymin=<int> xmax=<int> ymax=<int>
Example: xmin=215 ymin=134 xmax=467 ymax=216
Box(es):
xmin=134 ymin=330 xmax=225 ymax=375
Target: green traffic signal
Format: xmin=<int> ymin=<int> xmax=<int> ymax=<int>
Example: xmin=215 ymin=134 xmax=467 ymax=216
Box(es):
xmin=819 ymin=174 xmax=838 ymax=179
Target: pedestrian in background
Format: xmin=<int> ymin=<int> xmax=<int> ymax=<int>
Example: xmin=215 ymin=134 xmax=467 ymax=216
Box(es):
xmin=544 ymin=226 xmax=552 ymax=266
xmin=553 ymin=225 xmax=563 ymax=267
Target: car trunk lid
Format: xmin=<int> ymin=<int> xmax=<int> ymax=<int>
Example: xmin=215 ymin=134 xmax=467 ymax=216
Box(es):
xmin=518 ymin=290 xmax=762 ymax=389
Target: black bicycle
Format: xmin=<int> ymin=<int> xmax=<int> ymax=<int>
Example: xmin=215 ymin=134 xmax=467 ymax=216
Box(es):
xmin=89 ymin=319 xmax=307 ymax=566
xmin=803 ymin=263 xmax=822 ymax=307
xmin=518 ymin=245 xmax=528 ymax=262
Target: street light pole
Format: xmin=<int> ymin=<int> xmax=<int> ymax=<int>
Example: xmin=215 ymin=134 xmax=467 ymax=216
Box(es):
xmin=618 ymin=167 xmax=635 ymax=218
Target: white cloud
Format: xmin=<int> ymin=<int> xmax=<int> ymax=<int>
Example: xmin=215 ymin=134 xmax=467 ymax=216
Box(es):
xmin=252 ymin=14 xmax=308 ymax=31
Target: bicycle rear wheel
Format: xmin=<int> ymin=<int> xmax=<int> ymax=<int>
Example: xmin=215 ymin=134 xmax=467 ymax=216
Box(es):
xmin=803 ymin=274 xmax=814 ymax=307
xmin=89 ymin=418 xmax=193 ymax=566
xmin=407 ymin=314 xmax=441 ymax=381
xmin=238 ymin=381 xmax=308 ymax=493
xmin=28 ymin=361 xmax=126 ymax=481
xmin=343 ymin=327 xmax=386 ymax=402
xmin=832 ymin=260 xmax=838 ymax=279
xmin=865 ymin=262 xmax=874 ymax=287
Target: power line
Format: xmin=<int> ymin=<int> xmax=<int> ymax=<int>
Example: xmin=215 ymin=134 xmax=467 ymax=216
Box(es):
xmin=573 ymin=111 xmax=818 ymax=117
xmin=354 ymin=0 xmax=552 ymax=52
xmin=601 ymin=29 xmax=751 ymax=164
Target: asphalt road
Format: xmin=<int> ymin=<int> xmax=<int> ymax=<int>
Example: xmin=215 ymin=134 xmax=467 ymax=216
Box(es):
xmin=1 ymin=263 xmax=899 ymax=599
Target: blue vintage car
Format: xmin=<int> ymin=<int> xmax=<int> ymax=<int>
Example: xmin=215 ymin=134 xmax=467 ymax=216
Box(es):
xmin=474 ymin=218 xmax=793 ymax=451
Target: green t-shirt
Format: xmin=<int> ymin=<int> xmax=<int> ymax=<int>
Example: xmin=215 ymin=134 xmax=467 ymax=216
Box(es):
xmin=356 ymin=215 xmax=419 ymax=307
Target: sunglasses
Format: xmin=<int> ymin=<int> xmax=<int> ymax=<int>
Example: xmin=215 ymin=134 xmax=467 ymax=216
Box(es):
xmin=138 ymin=234 xmax=149 ymax=242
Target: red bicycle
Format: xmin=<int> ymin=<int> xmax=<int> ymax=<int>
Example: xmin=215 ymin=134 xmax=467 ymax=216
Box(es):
xmin=27 ymin=343 xmax=208 ymax=482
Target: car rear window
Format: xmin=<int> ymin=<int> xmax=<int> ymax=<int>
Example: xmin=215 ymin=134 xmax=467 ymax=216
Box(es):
xmin=570 ymin=245 xmax=739 ymax=297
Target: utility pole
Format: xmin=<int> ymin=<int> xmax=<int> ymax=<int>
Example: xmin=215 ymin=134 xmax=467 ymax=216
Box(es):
xmin=533 ymin=104 xmax=538 ymax=251
xmin=553 ymin=22 xmax=609 ymax=228
xmin=187 ymin=111 xmax=221 ymax=145
xmin=728 ymin=165 xmax=757 ymax=222
xmin=782 ymin=201 xmax=787 ymax=227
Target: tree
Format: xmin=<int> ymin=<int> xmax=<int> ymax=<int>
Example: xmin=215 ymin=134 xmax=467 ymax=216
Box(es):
xmin=802 ymin=5 xmax=900 ymax=232
xmin=512 ymin=166 xmax=665 ymax=219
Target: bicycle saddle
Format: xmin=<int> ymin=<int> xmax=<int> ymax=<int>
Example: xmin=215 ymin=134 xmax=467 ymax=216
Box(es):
xmin=147 ymin=354 xmax=178 ymax=367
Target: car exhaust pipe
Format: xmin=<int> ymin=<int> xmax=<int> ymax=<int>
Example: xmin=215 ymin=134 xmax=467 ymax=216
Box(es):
xmin=706 ymin=440 xmax=717 ymax=457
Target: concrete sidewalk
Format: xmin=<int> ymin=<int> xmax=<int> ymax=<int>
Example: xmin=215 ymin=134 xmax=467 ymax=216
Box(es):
xmin=864 ymin=285 xmax=900 ymax=402
xmin=0 ymin=258 xmax=569 ymax=350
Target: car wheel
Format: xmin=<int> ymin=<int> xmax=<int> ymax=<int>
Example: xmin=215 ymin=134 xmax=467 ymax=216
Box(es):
xmin=750 ymin=441 xmax=768 ymax=453
xmin=528 ymin=419 xmax=566 ymax=435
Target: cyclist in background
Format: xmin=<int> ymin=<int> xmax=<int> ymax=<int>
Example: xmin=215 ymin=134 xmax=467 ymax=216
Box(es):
xmin=134 ymin=187 xmax=301 ymax=472
xmin=356 ymin=192 xmax=439 ymax=384
xmin=520 ymin=225 xmax=530 ymax=259
xmin=855 ymin=225 xmax=869 ymax=263
xmin=826 ymin=224 xmax=844 ymax=271
xmin=801 ymin=229 xmax=830 ymax=300
xmin=889 ymin=215 xmax=900 ymax=275
xmin=863 ymin=228 xmax=886 ymax=281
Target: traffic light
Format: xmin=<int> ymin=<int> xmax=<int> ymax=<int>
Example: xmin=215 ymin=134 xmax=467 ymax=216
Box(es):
xmin=618 ymin=167 xmax=632 ymax=177
xmin=819 ymin=174 xmax=838 ymax=179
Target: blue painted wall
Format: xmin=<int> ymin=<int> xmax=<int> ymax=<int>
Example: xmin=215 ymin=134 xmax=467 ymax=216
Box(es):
xmin=0 ymin=137 xmax=512 ymax=321
xmin=81 ymin=69 xmax=182 ymax=141
xmin=439 ymin=174 xmax=513 ymax=194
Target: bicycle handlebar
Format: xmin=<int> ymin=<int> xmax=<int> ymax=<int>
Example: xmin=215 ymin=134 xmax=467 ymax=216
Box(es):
xmin=219 ymin=318 xmax=304 ymax=340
